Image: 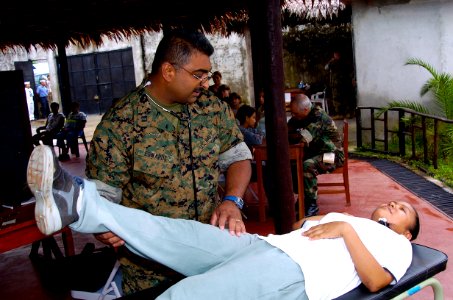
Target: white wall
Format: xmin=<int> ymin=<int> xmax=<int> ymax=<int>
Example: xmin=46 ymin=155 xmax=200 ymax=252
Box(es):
xmin=352 ymin=0 xmax=453 ymax=108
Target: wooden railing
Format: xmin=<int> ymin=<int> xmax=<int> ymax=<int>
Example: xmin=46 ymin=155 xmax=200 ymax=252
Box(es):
xmin=355 ymin=106 xmax=453 ymax=169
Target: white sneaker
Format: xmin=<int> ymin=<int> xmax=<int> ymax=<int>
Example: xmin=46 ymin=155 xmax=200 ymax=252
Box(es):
xmin=27 ymin=145 xmax=81 ymax=235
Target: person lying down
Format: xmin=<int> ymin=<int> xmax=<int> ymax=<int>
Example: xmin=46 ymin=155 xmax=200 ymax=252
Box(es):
xmin=27 ymin=145 xmax=420 ymax=300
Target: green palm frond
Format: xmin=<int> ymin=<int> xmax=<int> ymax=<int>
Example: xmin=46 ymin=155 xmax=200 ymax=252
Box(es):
xmin=441 ymin=126 xmax=453 ymax=157
xmin=406 ymin=58 xmax=453 ymax=119
xmin=405 ymin=58 xmax=439 ymax=79
xmin=377 ymin=100 xmax=431 ymax=117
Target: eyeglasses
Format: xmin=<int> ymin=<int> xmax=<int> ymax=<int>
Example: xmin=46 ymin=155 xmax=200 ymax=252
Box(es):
xmin=174 ymin=64 xmax=212 ymax=84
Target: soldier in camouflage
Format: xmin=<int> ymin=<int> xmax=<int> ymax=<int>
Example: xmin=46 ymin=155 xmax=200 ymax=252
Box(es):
xmin=287 ymin=94 xmax=344 ymax=217
xmin=85 ymin=30 xmax=252 ymax=295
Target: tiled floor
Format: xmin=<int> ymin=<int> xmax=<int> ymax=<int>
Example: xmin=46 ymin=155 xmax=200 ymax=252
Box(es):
xmin=0 ymin=116 xmax=451 ymax=299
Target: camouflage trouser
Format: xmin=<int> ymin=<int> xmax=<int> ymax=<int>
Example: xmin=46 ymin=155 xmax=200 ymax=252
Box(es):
xmin=119 ymin=247 xmax=185 ymax=295
xmin=331 ymin=86 xmax=347 ymax=116
xmin=302 ymin=154 xmax=339 ymax=205
xmin=264 ymin=152 xmax=343 ymax=216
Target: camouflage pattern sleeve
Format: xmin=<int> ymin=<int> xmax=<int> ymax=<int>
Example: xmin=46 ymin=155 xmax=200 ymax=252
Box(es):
xmin=216 ymin=98 xmax=244 ymax=154
xmin=304 ymin=107 xmax=344 ymax=160
xmin=85 ymin=93 xmax=136 ymax=188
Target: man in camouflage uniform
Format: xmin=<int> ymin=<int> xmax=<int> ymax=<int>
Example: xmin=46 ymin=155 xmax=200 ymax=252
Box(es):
xmin=85 ymin=30 xmax=252 ymax=295
xmin=287 ymin=94 xmax=344 ymax=217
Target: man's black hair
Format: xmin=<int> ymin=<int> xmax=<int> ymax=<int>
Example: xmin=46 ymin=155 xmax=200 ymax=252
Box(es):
xmin=151 ymin=30 xmax=214 ymax=75
xmin=50 ymin=102 xmax=59 ymax=110
xmin=409 ymin=209 xmax=420 ymax=241
xmin=236 ymin=105 xmax=256 ymax=125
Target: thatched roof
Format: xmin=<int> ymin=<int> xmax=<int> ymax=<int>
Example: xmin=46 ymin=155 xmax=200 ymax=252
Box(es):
xmin=0 ymin=0 xmax=250 ymax=51
xmin=1 ymin=0 xmax=353 ymax=51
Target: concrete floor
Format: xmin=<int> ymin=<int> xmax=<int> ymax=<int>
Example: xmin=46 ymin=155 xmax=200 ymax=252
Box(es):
xmin=0 ymin=115 xmax=451 ymax=299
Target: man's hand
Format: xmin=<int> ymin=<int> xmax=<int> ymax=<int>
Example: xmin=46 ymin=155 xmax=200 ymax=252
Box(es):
xmin=210 ymin=201 xmax=246 ymax=237
xmin=302 ymin=221 xmax=351 ymax=240
xmin=94 ymin=231 xmax=125 ymax=247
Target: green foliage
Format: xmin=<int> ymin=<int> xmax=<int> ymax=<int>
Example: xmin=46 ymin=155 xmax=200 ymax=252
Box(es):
xmin=283 ymin=23 xmax=353 ymax=59
xmin=357 ymin=58 xmax=453 ymax=187
xmin=379 ymin=58 xmax=453 ymax=119
xmin=376 ymin=100 xmax=430 ymax=117
xmin=405 ymin=58 xmax=453 ymax=119
xmin=443 ymin=126 xmax=453 ymax=157
xmin=282 ymin=23 xmax=353 ymax=87
xmin=377 ymin=58 xmax=453 ymax=158
xmin=353 ymin=149 xmax=453 ymax=189
xmin=430 ymin=161 xmax=453 ymax=188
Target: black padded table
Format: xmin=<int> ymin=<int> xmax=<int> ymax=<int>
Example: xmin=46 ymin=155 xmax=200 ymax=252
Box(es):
xmin=335 ymin=243 xmax=448 ymax=300
xmin=120 ymin=243 xmax=448 ymax=300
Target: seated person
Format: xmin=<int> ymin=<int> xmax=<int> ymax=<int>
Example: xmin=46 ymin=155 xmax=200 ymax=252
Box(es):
xmin=56 ymin=101 xmax=87 ymax=161
xmin=32 ymin=102 xmax=65 ymax=146
xmin=28 ymin=145 xmax=419 ymax=300
xmin=287 ymin=94 xmax=344 ymax=217
xmin=229 ymin=92 xmax=243 ymax=116
xmin=236 ymin=105 xmax=264 ymax=151
xmin=215 ymin=84 xmax=231 ymax=103
xmin=256 ymin=90 xmax=266 ymax=135
xmin=208 ymin=71 xmax=222 ymax=94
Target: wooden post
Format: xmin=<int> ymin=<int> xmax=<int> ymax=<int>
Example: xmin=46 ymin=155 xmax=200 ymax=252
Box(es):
xmin=422 ymin=116 xmax=428 ymax=164
xmin=356 ymin=107 xmax=362 ymax=148
xmin=371 ymin=108 xmax=376 ymax=149
xmin=56 ymin=41 xmax=72 ymax=115
xmin=248 ymin=0 xmax=296 ymax=233
xmin=398 ymin=110 xmax=406 ymax=156
xmin=433 ymin=119 xmax=438 ymax=169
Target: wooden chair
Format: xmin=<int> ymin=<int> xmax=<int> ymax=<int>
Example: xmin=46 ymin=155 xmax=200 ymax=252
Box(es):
xmin=56 ymin=128 xmax=89 ymax=158
xmin=253 ymin=143 xmax=304 ymax=222
xmin=72 ymin=129 xmax=89 ymax=158
xmin=317 ymin=120 xmax=351 ymax=206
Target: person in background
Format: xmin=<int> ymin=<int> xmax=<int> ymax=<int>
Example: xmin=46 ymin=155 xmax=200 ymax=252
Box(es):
xmin=27 ymin=144 xmax=420 ymax=300
xmin=32 ymin=102 xmax=65 ymax=146
xmin=85 ymin=30 xmax=252 ymax=295
xmin=287 ymin=94 xmax=344 ymax=217
xmin=36 ymin=79 xmax=50 ymax=118
xmin=236 ymin=105 xmax=264 ymax=151
xmin=229 ymin=92 xmax=243 ymax=116
xmin=208 ymin=71 xmax=222 ymax=94
xmin=44 ymin=74 xmax=53 ymax=102
xmin=24 ymin=81 xmax=35 ymax=121
xmin=256 ymin=90 xmax=265 ymax=121
xmin=324 ymin=50 xmax=353 ymax=118
xmin=256 ymin=90 xmax=266 ymax=135
xmin=216 ymin=84 xmax=231 ymax=103
xmin=56 ymin=101 xmax=87 ymax=161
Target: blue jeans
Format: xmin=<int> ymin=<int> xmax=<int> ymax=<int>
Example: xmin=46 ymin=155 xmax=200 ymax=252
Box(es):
xmin=71 ymin=180 xmax=308 ymax=300
xmin=56 ymin=130 xmax=80 ymax=154
xmin=39 ymin=96 xmax=49 ymax=118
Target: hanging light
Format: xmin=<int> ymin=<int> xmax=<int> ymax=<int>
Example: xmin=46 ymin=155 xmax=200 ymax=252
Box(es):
xmin=284 ymin=0 xmax=346 ymax=20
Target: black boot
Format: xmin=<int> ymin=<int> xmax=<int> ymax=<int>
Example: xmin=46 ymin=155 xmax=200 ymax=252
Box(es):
xmin=305 ymin=202 xmax=319 ymax=217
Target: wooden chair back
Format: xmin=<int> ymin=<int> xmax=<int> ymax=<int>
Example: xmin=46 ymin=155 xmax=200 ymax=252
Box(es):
xmin=253 ymin=143 xmax=305 ymax=222
xmin=318 ymin=120 xmax=351 ymax=206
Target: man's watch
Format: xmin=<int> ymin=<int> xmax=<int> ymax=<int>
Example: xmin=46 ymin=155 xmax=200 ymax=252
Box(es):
xmin=222 ymin=195 xmax=244 ymax=210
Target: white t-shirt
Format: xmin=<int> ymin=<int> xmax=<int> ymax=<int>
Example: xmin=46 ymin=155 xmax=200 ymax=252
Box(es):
xmin=260 ymin=213 xmax=412 ymax=300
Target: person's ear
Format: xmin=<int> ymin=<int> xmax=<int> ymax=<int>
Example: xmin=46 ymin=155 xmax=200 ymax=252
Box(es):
xmin=403 ymin=230 xmax=412 ymax=241
xmin=161 ymin=62 xmax=176 ymax=82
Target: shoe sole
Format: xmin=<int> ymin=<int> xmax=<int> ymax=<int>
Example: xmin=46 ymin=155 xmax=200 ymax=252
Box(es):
xmin=27 ymin=145 xmax=62 ymax=235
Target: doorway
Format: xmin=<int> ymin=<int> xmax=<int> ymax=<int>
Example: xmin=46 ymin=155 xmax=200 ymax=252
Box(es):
xmin=67 ymin=48 xmax=136 ymax=114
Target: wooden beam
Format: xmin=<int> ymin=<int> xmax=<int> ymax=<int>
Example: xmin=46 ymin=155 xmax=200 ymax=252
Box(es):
xmin=249 ymin=0 xmax=296 ymax=234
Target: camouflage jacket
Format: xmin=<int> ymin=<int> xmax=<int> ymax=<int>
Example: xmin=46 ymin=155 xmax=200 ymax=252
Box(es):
xmin=86 ymin=83 xmax=243 ymax=222
xmin=287 ymin=106 xmax=344 ymax=162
